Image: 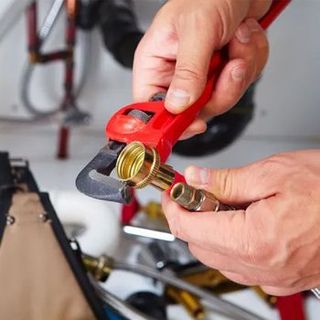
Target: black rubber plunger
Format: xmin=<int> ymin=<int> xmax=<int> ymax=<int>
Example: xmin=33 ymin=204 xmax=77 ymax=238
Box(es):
xmin=173 ymin=83 xmax=257 ymax=157
xmin=126 ymin=291 xmax=168 ymax=320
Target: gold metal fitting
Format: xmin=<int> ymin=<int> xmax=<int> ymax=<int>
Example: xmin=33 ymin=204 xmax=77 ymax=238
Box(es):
xmin=166 ymin=287 xmax=205 ymax=320
xmin=171 ymin=183 xmax=235 ymax=212
xmin=82 ymin=254 xmax=113 ymax=282
xmin=29 ymin=52 xmax=40 ymax=64
xmin=170 ymin=183 xmax=220 ymax=212
xmin=253 ymin=287 xmax=277 ymax=306
xmin=116 ymin=142 xmax=175 ymax=190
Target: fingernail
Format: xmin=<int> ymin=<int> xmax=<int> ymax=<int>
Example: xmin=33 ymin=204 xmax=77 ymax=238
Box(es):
xmin=166 ymin=89 xmax=190 ymax=112
xmin=235 ymin=23 xmax=251 ymax=44
xmin=231 ymin=66 xmax=246 ymax=82
xmin=180 ymin=131 xmax=196 ymax=140
xmin=185 ymin=166 xmax=209 ymax=185
xmin=246 ymin=18 xmax=261 ymax=32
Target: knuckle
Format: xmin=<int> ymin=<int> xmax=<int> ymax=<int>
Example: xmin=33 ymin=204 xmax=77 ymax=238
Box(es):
xmin=166 ymin=213 xmax=183 ymax=239
xmin=242 ymin=239 xmax=269 ymax=265
xmin=239 ymin=231 xmax=278 ymax=267
xmin=215 ymin=168 xmax=235 ymax=199
xmin=224 ymin=90 xmax=244 ymax=109
xmin=170 ymin=224 xmax=182 ymax=239
xmin=224 ymin=273 xmax=253 ymax=286
xmin=259 ymin=156 xmax=287 ymax=177
xmin=175 ymin=63 xmax=206 ymax=83
xmin=188 ymin=244 xmax=202 ymax=262
xmin=260 ymin=286 xmax=281 ymax=296
xmin=279 ymin=276 xmax=298 ymax=288
xmin=215 ymin=0 xmax=233 ymax=43
xmin=242 ymin=235 xmax=293 ymax=278
xmin=259 ymin=153 xmax=300 ymax=180
xmin=248 ymin=0 xmax=272 ymax=19
xmin=255 ymin=30 xmax=269 ymax=53
xmin=253 ymin=33 xmax=269 ymax=78
xmin=177 ymin=6 xmax=216 ymax=35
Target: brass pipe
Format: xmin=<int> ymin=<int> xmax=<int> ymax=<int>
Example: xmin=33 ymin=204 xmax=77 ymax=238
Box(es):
xmin=171 ymin=183 xmax=234 ymax=212
xmin=82 ymin=254 xmax=113 ymax=282
xmin=116 ymin=142 xmax=175 ymax=190
xmin=253 ymin=287 xmax=277 ymax=306
xmin=166 ymin=287 xmax=205 ymax=320
xmin=116 ymin=142 xmax=234 ymax=213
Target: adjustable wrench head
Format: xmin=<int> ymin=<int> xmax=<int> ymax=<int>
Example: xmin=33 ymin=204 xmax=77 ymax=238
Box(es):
xmin=75 ymin=141 xmax=133 ymax=204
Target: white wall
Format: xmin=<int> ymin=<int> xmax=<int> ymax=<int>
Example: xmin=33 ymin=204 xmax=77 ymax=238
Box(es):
xmin=0 ymin=0 xmax=319 ymax=138
xmin=249 ymin=0 xmax=320 ymax=138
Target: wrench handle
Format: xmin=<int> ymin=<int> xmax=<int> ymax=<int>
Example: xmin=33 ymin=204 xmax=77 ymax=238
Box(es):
xmin=169 ymin=0 xmax=291 ymax=143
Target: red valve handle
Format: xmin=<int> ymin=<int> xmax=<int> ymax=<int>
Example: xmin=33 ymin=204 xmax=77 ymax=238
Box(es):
xmin=106 ymin=0 xmax=291 ymax=162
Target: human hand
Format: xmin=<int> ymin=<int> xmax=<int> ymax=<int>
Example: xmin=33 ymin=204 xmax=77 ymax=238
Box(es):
xmin=133 ymin=0 xmax=271 ymax=139
xmin=162 ymin=150 xmax=320 ymax=296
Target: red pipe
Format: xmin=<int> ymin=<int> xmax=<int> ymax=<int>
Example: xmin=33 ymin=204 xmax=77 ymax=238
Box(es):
xmin=57 ymin=126 xmax=69 ymax=160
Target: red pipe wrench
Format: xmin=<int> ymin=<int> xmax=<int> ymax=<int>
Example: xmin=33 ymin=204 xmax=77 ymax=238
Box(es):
xmin=76 ymin=0 xmax=291 ymax=204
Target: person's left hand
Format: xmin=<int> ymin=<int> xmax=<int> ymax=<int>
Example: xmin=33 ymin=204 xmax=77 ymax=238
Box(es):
xmin=162 ymin=149 xmax=320 ymax=296
xmin=133 ymin=0 xmax=270 ymax=139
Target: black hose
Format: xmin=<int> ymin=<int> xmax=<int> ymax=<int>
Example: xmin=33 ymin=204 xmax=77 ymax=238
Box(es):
xmin=173 ymin=83 xmax=257 ymax=157
xmin=97 ymin=0 xmax=143 ymax=68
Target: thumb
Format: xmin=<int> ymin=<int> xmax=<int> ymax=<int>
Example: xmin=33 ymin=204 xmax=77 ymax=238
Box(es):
xmin=165 ymin=24 xmax=216 ymax=114
xmin=184 ymin=163 xmax=279 ymax=204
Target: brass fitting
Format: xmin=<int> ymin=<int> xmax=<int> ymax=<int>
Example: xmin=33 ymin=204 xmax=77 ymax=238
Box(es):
xmin=116 ymin=142 xmax=175 ymax=190
xmin=82 ymin=254 xmax=113 ymax=282
xmin=142 ymin=201 xmax=164 ymax=220
xmin=29 ymin=51 xmax=40 ymax=64
xmin=253 ymin=287 xmax=277 ymax=306
xmin=180 ymin=269 xmax=246 ymax=295
xmin=166 ymin=287 xmax=205 ymax=320
xmin=170 ymin=183 xmax=221 ymax=212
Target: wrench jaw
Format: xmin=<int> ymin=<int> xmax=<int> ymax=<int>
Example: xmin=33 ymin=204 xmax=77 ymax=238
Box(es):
xmin=75 ymin=142 xmax=133 ymax=204
xmin=76 ymin=109 xmax=155 ymax=204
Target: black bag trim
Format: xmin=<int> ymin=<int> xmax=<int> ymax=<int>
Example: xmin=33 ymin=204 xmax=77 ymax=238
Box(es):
xmin=11 ymin=162 xmax=39 ymax=192
xmin=40 ymin=193 xmax=108 ymax=320
xmin=0 ymin=152 xmax=14 ymax=191
xmin=0 ymin=192 xmax=12 ymax=244
xmin=0 ymin=152 xmax=14 ymax=244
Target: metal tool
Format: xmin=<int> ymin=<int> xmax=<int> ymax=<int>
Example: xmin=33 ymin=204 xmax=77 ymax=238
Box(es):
xmin=166 ymin=287 xmax=205 ymax=320
xmin=123 ymin=225 xmax=175 ymax=242
xmin=75 ymin=0 xmax=290 ymax=204
xmin=115 ymin=144 xmax=234 ymax=211
xmin=311 ymin=288 xmax=320 ymax=300
xmin=82 ymin=253 xmax=113 ymax=282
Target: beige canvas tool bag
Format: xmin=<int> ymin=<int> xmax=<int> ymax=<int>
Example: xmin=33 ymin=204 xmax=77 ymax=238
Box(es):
xmin=0 ymin=152 xmax=105 ymax=320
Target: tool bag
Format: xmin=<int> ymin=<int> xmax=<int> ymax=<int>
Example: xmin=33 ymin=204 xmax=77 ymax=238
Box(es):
xmin=0 ymin=152 xmax=107 ymax=320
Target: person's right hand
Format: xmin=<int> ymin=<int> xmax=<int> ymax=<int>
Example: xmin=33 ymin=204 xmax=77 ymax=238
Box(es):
xmin=162 ymin=150 xmax=320 ymax=296
xmin=133 ymin=0 xmax=271 ymax=139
